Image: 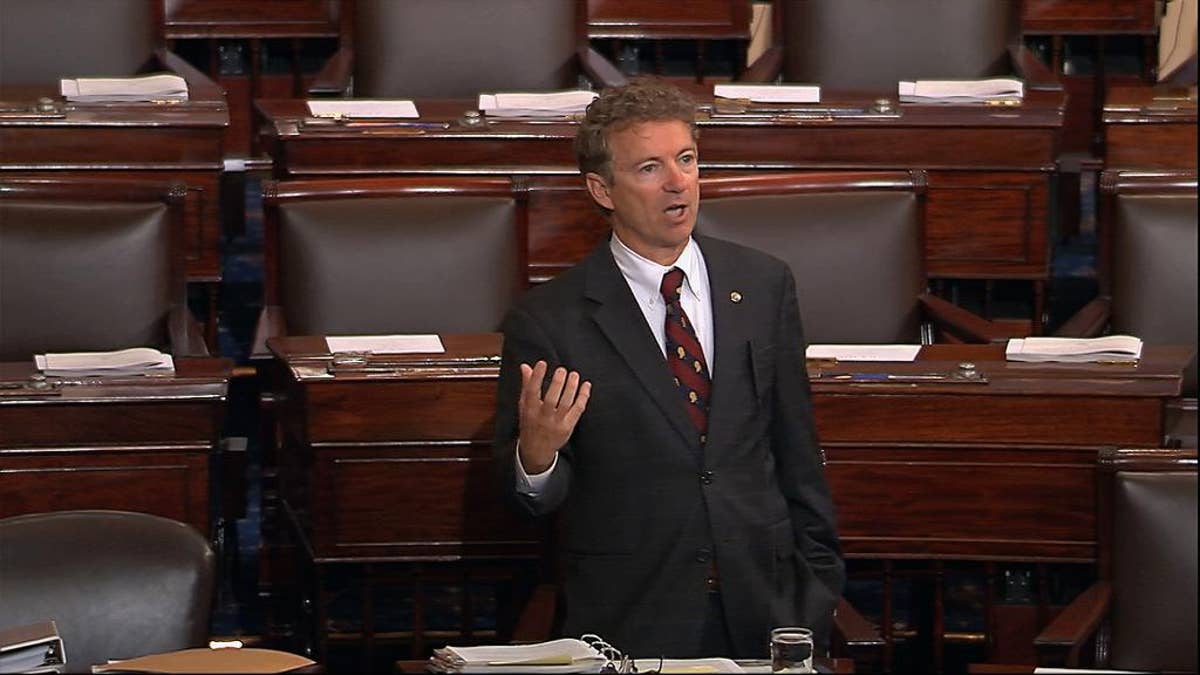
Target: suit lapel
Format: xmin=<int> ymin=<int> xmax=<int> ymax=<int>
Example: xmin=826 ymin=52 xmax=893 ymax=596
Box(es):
xmin=700 ymin=236 xmax=756 ymax=455
xmin=583 ymin=244 xmax=701 ymax=451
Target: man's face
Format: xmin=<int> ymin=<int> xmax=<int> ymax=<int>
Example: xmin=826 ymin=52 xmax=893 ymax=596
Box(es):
xmin=585 ymin=119 xmax=700 ymax=266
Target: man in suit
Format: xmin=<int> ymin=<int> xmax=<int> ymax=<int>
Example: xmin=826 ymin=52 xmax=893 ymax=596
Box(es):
xmin=493 ymin=78 xmax=844 ymax=659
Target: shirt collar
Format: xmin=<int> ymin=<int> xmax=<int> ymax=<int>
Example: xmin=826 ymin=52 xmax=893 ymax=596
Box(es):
xmin=609 ymin=232 xmax=704 ymax=304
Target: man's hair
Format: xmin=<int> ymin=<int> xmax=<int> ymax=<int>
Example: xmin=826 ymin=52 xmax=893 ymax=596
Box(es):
xmin=575 ymin=77 xmax=699 ymax=183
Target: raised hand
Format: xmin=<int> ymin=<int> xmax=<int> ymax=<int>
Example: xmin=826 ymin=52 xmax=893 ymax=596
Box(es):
xmin=517 ymin=360 xmax=591 ymax=473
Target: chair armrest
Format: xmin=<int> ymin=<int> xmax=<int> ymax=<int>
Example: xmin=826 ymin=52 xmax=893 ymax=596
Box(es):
xmin=577 ymin=46 xmax=627 ymax=89
xmin=1053 ymin=297 xmax=1111 ymax=338
xmin=918 ymin=293 xmax=1024 ymax=343
xmin=251 ymin=305 xmax=287 ymax=361
xmin=511 ymin=583 xmax=559 ymax=644
xmin=741 ymin=45 xmax=783 ymax=82
xmin=1009 ymin=43 xmax=1061 ymax=91
xmin=153 ymin=47 xmax=225 ymax=102
xmin=308 ymin=46 xmax=354 ymax=97
xmin=1034 ymin=581 xmax=1112 ymax=668
xmin=168 ymin=304 xmax=210 ymax=357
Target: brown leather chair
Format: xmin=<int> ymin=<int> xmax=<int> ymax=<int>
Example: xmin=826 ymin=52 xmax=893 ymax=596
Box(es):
xmin=0 ymin=510 xmax=216 ymax=674
xmin=695 ymin=171 xmax=1016 ymax=345
xmin=0 ymin=179 xmax=206 ymax=362
xmin=1056 ymin=171 xmax=1198 ymax=447
xmin=745 ymin=0 xmax=1058 ymax=90
xmin=310 ymin=0 xmax=625 ymax=98
xmin=0 ymin=0 xmax=221 ymax=96
xmin=1035 ymin=447 xmax=1197 ymax=673
xmin=254 ymin=177 xmax=528 ymax=348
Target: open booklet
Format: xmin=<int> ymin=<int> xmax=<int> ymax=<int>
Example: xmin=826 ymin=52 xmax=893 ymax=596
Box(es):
xmin=35 ymin=347 xmax=174 ymax=377
xmin=430 ymin=639 xmax=755 ymax=674
xmin=60 ymin=74 xmax=188 ymax=102
xmin=0 ymin=620 xmax=64 ymax=674
xmin=477 ymin=90 xmax=597 ymax=118
xmin=898 ymin=77 xmax=1024 ymax=103
xmin=1005 ymin=335 xmax=1144 ymax=363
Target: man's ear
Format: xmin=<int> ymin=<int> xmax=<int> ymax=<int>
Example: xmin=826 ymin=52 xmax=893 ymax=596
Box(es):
xmin=585 ymin=172 xmax=615 ymax=211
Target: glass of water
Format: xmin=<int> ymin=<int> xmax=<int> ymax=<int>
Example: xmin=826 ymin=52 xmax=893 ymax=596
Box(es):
xmin=770 ymin=626 xmax=814 ymax=673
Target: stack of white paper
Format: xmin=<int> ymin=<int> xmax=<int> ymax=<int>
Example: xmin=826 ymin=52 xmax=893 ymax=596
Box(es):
xmin=430 ymin=639 xmax=608 ymax=673
xmin=898 ymin=78 xmax=1024 ymax=103
xmin=35 ymin=347 xmax=175 ymax=377
xmin=714 ymin=83 xmax=821 ymax=103
xmin=60 ymin=74 xmax=188 ymax=102
xmin=325 ymin=334 xmax=444 ymax=355
xmin=1005 ymin=335 xmax=1143 ymax=363
xmin=477 ymin=90 xmax=597 ymax=118
xmin=806 ymin=344 xmax=922 ymax=362
xmin=306 ymin=99 xmax=419 ymax=119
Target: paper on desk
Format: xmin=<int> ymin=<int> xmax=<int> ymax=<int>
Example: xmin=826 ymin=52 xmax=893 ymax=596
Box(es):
xmin=306 ymin=99 xmax=419 ymax=118
xmin=61 ymin=74 xmax=188 ymax=102
xmin=898 ymin=77 xmax=1024 ymax=102
xmin=633 ymin=657 xmax=747 ymax=673
xmin=1034 ymin=668 xmax=1147 ymax=674
xmin=325 ymin=334 xmax=444 ymax=354
xmin=714 ymin=83 xmax=820 ymax=103
xmin=478 ymin=90 xmax=597 ymax=117
xmin=36 ymin=347 xmax=174 ymax=376
xmin=806 ymin=344 xmax=921 ymax=362
xmin=92 ymin=647 xmax=315 ymax=674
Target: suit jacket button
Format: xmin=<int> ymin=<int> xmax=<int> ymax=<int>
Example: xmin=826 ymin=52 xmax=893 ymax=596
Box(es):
xmin=700 ymin=471 xmax=714 ymax=485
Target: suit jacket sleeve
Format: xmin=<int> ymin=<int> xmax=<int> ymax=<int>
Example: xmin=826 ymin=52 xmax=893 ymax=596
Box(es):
xmin=771 ymin=270 xmax=846 ymax=635
xmin=494 ymin=303 xmax=574 ymax=518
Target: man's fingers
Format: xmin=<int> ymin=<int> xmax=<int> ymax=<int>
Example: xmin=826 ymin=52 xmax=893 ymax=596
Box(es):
xmin=556 ymin=371 xmax=582 ymax=414
xmin=544 ymin=366 xmax=568 ymax=408
xmin=519 ymin=361 xmax=546 ymax=408
xmin=562 ymin=380 xmax=592 ymax=426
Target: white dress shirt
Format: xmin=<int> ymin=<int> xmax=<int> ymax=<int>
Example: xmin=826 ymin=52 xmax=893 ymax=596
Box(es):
xmin=517 ymin=233 xmax=714 ymax=494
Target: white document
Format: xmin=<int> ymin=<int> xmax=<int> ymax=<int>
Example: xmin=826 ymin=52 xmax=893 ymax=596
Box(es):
xmin=898 ymin=77 xmax=1024 ymax=102
xmin=633 ymin=657 xmax=748 ymax=673
xmin=431 ymin=638 xmax=608 ymax=673
xmin=1034 ymin=668 xmax=1148 ymax=674
xmin=1005 ymin=335 xmax=1143 ymax=363
xmin=325 ymin=334 xmax=445 ymax=355
xmin=306 ymin=99 xmax=419 ymax=118
xmin=806 ymin=344 xmax=922 ymax=362
xmin=478 ymin=90 xmax=597 ymax=117
xmin=36 ymin=347 xmax=174 ymax=376
xmin=61 ymin=74 xmax=188 ymax=102
xmin=714 ymin=83 xmax=821 ymax=103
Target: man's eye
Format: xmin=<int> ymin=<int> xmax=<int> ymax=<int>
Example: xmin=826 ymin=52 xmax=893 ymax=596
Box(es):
xmin=680 ymin=154 xmax=695 ymax=165
xmin=639 ymin=164 xmax=657 ymax=173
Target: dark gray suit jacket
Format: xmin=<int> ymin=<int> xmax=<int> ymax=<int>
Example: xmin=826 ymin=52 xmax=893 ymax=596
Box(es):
xmin=494 ymin=234 xmax=844 ymax=658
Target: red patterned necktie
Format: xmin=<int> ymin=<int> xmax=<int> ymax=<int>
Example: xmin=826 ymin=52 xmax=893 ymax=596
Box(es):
xmin=660 ymin=267 xmax=711 ymax=441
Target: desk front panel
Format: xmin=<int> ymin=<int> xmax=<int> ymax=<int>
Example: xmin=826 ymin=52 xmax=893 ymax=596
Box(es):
xmin=0 ymin=115 xmax=226 ymax=281
xmin=259 ymin=98 xmax=1061 ymax=284
xmin=0 ymin=449 xmax=211 ymax=534
xmin=1103 ymin=86 xmax=1199 ymax=171
xmin=278 ymin=374 xmax=539 ymax=561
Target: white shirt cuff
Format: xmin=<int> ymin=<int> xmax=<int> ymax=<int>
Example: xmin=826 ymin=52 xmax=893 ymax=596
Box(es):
xmin=515 ymin=439 xmax=558 ymax=496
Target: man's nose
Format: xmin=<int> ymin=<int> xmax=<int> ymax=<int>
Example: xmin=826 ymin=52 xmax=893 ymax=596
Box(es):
xmin=663 ymin=161 xmax=687 ymax=192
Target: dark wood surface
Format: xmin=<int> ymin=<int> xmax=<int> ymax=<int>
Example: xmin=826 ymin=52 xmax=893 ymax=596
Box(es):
xmin=0 ymin=83 xmax=229 ymax=282
xmin=257 ymin=90 xmax=1064 ymax=287
xmin=0 ymin=357 xmax=232 ymax=536
xmin=1020 ymin=0 xmax=1157 ymax=34
xmin=268 ymin=336 xmax=1188 ymax=564
xmin=160 ymin=0 xmax=341 ymax=38
xmin=586 ymin=0 xmax=751 ymax=39
xmin=1103 ymin=85 xmax=1199 ymax=170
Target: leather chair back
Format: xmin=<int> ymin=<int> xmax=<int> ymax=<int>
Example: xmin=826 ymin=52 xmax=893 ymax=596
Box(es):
xmin=0 ymin=510 xmax=215 ymax=674
xmin=0 ymin=0 xmax=154 ymax=85
xmin=0 ymin=182 xmax=183 ymax=362
xmin=696 ymin=172 xmax=926 ymax=344
xmin=352 ymin=0 xmax=579 ymax=98
xmin=779 ymin=0 xmax=1017 ymax=89
xmin=1104 ymin=451 xmax=1198 ymax=672
xmin=1109 ymin=191 xmax=1198 ymax=396
xmin=266 ymin=178 xmax=526 ymax=336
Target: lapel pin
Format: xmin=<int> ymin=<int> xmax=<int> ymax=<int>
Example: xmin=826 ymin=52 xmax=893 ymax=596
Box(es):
xmin=730 ymin=291 xmax=743 ymax=303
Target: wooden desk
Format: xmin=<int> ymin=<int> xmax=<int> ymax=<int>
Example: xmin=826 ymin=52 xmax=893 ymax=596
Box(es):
xmin=0 ymin=86 xmax=229 ymax=285
xmin=0 ymin=358 xmax=231 ymax=537
xmin=1103 ymin=85 xmax=1199 ymax=170
xmin=397 ymin=656 xmax=854 ymax=673
xmin=266 ymin=335 xmax=1188 ymax=666
xmin=257 ymin=92 xmax=1063 ymax=329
